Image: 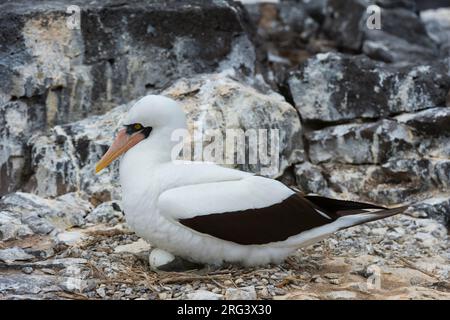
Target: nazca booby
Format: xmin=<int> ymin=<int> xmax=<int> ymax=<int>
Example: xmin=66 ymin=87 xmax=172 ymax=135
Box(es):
xmin=95 ymin=95 xmax=406 ymax=269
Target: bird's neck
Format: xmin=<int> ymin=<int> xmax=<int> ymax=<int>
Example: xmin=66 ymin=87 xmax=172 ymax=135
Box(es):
xmin=118 ymin=127 xmax=180 ymax=232
xmin=120 ymin=127 xmax=179 ymax=173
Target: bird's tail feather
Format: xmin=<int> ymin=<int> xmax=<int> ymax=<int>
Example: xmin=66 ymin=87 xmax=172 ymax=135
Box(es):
xmin=279 ymin=204 xmax=408 ymax=249
xmin=304 ymin=195 xmax=387 ymax=218
xmin=304 ymin=194 xmax=408 ymax=227
xmin=334 ymin=205 xmax=409 ymax=231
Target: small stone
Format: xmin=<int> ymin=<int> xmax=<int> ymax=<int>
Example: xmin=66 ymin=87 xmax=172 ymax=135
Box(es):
xmin=311 ymin=275 xmax=325 ymax=283
xmin=370 ymin=227 xmax=388 ymax=236
xmin=186 ymin=290 xmax=223 ymax=300
xmin=96 ymin=287 xmax=107 ymax=298
xmin=86 ymin=202 xmax=123 ymax=224
xmin=225 ymin=286 xmax=257 ymax=300
xmin=22 ymin=267 xmax=34 ymax=274
xmin=124 ymin=288 xmax=133 ymax=295
xmin=41 ymin=268 xmax=57 ymax=275
xmin=56 ymin=231 xmax=85 ymax=245
xmin=326 ymin=290 xmax=357 ymax=300
xmin=323 ymin=273 xmax=341 ymax=280
xmin=0 ymin=247 xmax=34 ymax=263
xmin=114 ymin=239 xmax=152 ymax=254
xmin=415 ymin=232 xmax=437 ymax=247
xmin=329 ymin=279 xmax=341 ymax=285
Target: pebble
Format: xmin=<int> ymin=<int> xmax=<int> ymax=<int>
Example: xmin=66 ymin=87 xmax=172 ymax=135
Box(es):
xmin=186 ymin=290 xmax=223 ymax=300
xmin=56 ymin=231 xmax=85 ymax=245
xmin=96 ymin=287 xmax=107 ymax=298
xmin=225 ymin=286 xmax=257 ymax=300
xmin=124 ymin=288 xmax=132 ymax=295
xmin=0 ymin=202 xmax=448 ymax=301
xmin=329 ymin=279 xmax=341 ymax=285
xmin=114 ymin=239 xmax=151 ymax=254
xmin=0 ymin=247 xmax=34 ymax=263
xmin=323 ymin=273 xmax=341 ymax=280
xmin=21 ymin=267 xmax=34 ymax=274
xmin=311 ymin=275 xmax=325 ymax=283
xmin=326 ymin=290 xmax=357 ymax=300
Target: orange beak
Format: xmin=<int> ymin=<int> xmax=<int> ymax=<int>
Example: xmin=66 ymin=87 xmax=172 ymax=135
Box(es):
xmin=95 ymin=128 xmax=146 ymax=173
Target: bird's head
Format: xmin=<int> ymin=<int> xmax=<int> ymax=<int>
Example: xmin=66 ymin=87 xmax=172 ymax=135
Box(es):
xmin=95 ymin=95 xmax=186 ymax=173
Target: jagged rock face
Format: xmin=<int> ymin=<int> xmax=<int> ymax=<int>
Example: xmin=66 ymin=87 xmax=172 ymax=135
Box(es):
xmin=291 ymin=52 xmax=450 ymax=217
xmin=163 ymin=74 xmax=304 ymax=176
xmin=0 ymin=0 xmax=258 ymax=196
xmin=25 ymin=104 xmax=126 ymax=202
xmin=295 ymin=107 xmax=450 ymax=222
xmin=26 ymin=73 xmax=303 ymax=198
xmin=0 ymin=99 xmax=46 ymax=195
xmin=323 ymin=0 xmax=439 ymax=64
xmin=0 ymin=190 xmax=448 ymax=299
xmin=0 ymin=0 xmax=256 ymax=118
xmin=243 ymin=0 xmax=330 ymax=91
xmin=288 ymin=52 xmax=450 ymax=123
xmin=421 ymin=8 xmax=450 ymax=58
xmin=307 ymin=120 xmax=417 ymax=165
xmin=0 ymin=192 xmax=92 ymax=241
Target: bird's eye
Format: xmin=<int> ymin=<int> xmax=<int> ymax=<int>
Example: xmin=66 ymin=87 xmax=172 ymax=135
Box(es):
xmin=134 ymin=123 xmax=143 ymax=131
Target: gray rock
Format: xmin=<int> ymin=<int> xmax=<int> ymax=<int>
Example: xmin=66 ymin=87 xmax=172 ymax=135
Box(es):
xmin=27 ymin=73 xmax=303 ymax=199
xmin=56 ymin=231 xmax=85 ymax=245
xmin=322 ymin=0 xmax=368 ymax=51
xmin=86 ymin=201 xmax=123 ymax=225
xmin=114 ymin=239 xmax=152 ymax=255
xmin=246 ymin=1 xmax=320 ymax=59
xmin=421 ymin=8 xmax=450 ymax=58
xmin=163 ymin=73 xmax=304 ymax=177
xmin=0 ymin=0 xmax=258 ymax=196
xmin=294 ymin=158 xmax=450 ymax=208
xmin=396 ymin=107 xmax=450 ymax=137
xmin=326 ymin=290 xmax=357 ymax=300
xmin=186 ymin=290 xmax=223 ymax=300
xmin=295 ymin=162 xmax=329 ymax=196
xmin=288 ymin=52 xmax=450 ymax=123
xmin=0 ymin=247 xmax=34 ymax=263
xmin=96 ymin=287 xmax=107 ymax=298
xmin=26 ymin=104 xmax=126 ymax=200
xmin=307 ymin=120 xmax=417 ymax=165
xmin=0 ymin=274 xmax=60 ymax=296
xmin=225 ymin=286 xmax=257 ymax=300
xmin=363 ymin=7 xmax=438 ymax=63
xmin=0 ymin=210 xmax=34 ymax=241
xmin=396 ymin=108 xmax=450 ymax=159
xmin=407 ymin=197 xmax=450 ymax=226
xmin=0 ymin=100 xmax=45 ymax=195
xmin=59 ymin=278 xmax=96 ymax=294
xmin=0 ymin=192 xmax=92 ymax=238
xmin=21 ymin=266 xmax=34 ymax=274
xmin=322 ymin=0 xmax=438 ymax=63
xmin=245 ymin=0 xmax=329 ymax=91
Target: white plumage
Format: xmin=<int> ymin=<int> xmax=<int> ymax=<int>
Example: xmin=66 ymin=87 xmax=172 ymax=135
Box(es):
xmin=96 ymin=95 xmax=405 ymax=267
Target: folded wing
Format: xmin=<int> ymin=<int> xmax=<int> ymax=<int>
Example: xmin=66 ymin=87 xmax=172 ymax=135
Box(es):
xmin=158 ymin=176 xmax=341 ymax=245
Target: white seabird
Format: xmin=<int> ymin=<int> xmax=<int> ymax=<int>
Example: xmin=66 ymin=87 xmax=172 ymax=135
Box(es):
xmin=95 ymin=95 xmax=406 ymax=269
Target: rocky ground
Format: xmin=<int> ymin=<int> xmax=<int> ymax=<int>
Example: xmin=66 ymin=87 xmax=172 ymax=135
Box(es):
xmin=0 ymin=192 xmax=448 ymax=300
xmin=1 ymin=0 xmax=449 ymax=300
